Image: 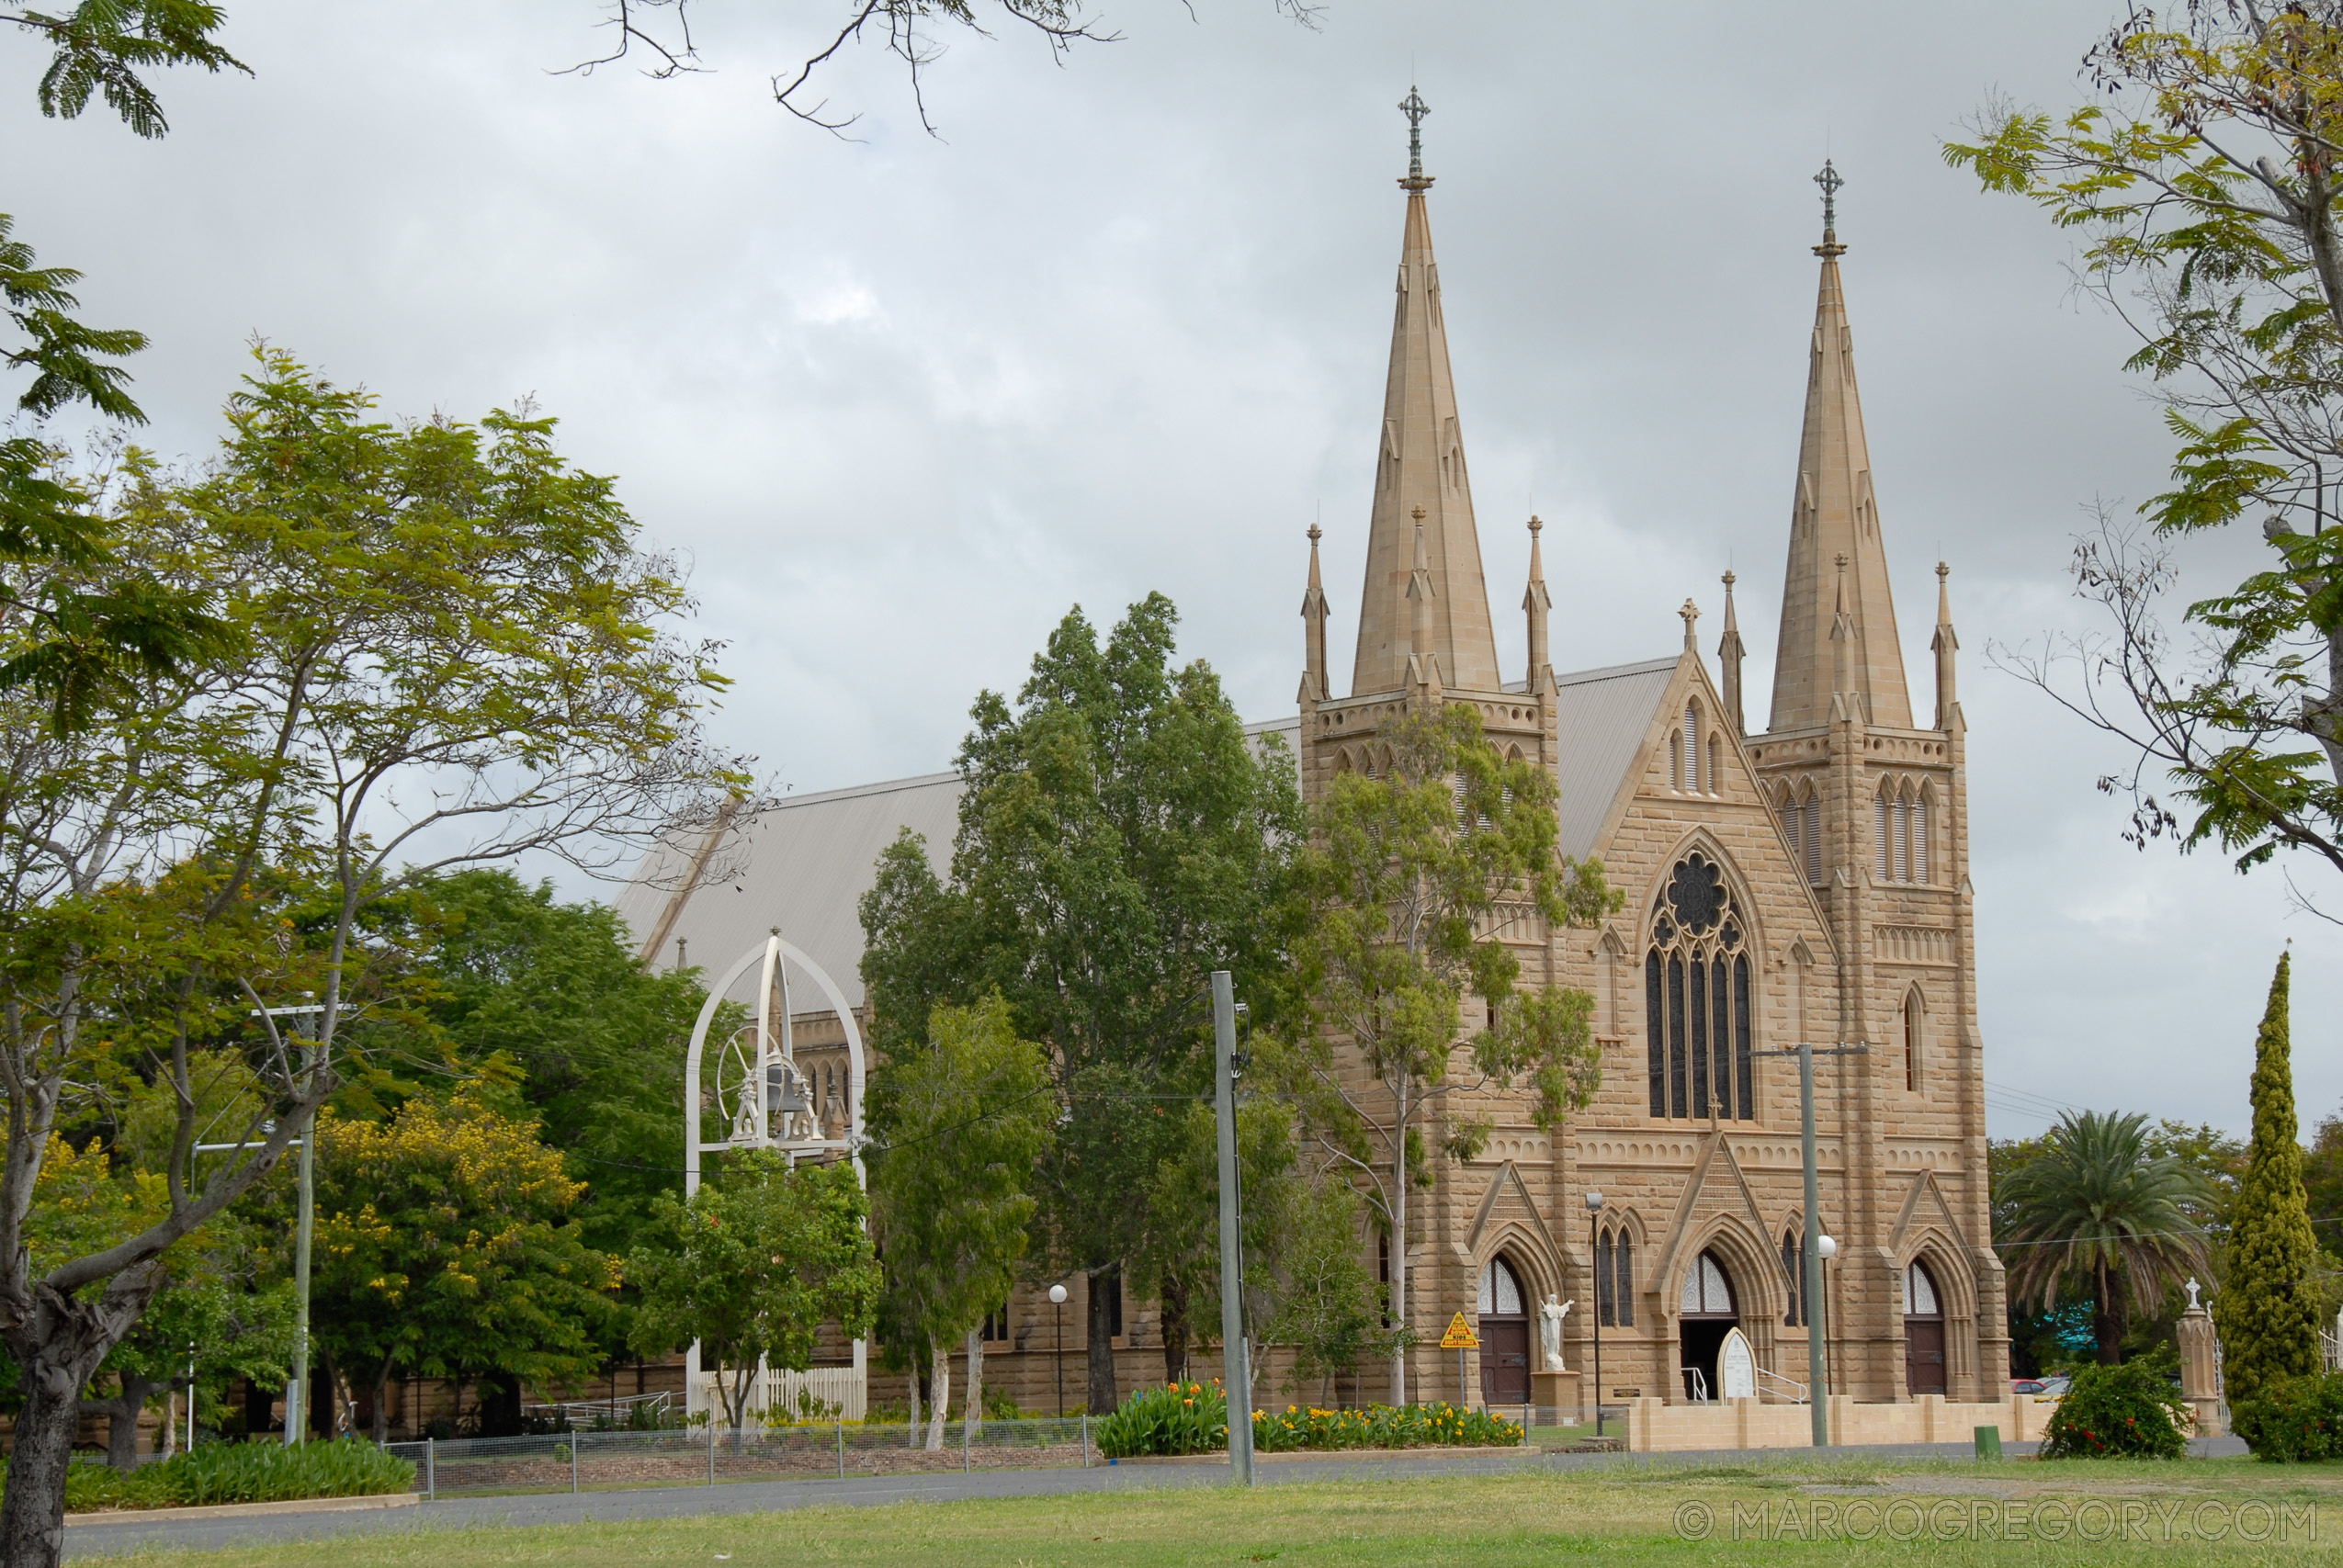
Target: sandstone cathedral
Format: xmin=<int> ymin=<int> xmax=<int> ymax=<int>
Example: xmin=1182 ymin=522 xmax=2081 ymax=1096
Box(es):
xmin=621 ymin=106 xmax=2000 ymax=1420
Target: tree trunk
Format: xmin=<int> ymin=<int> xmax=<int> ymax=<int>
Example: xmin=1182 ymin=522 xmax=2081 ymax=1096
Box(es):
xmin=922 ymin=1347 xmax=949 ymax=1451
xmin=369 ymin=1370 xmax=389 ymax=1445
xmin=1159 ymin=1272 xmax=1190 ymax=1384
xmin=1085 ymin=1268 xmax=1121 ymax=1417
xmin=0 ymin=1264 xmax=165 ymax=1568
xmin=161 ymin=1392 xmax=177 ymax=1461
xmin=3 ymin=1366 xmax=90 ymax=1568
xmin=479 ymin=1371 xmax=527 ymax=1438
xmin=319 ymin=1345 xmax=349 ymax=1439
xmin=2095 ymin=1262 xmax=2122 ymax=1365
xmin=1389 ymin=1086 xmax=1409 ymax=1404
xmin=89 ymin=1375 xmax=157 ymax=1471
xmin=963 ymin=1328 xmax=984 ymax=1442
xmin=243 ymin=1375 xmax=276 ymax=1438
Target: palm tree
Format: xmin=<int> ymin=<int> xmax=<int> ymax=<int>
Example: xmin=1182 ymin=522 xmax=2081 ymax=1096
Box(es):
xmin=1998 ymin=1110 xmax=2213 ymax=1364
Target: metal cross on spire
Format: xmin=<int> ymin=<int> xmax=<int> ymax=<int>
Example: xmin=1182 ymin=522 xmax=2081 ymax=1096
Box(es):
xmin=1815 ymin=158 xmax=1843 ymax=234
xmin=1399 ymin=85 xmax=1430 ymax=179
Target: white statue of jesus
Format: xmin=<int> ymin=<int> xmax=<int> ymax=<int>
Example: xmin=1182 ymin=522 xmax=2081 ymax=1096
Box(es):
xmin=1540 ymin=1294 xmax=1572 ymax=1372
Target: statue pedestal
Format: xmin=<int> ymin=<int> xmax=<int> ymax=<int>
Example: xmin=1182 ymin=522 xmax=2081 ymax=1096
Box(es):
xmin=1532 ymin=1369 xmax=1580 ymax=1427
xmin=2177 ymin=1304 xmax=2223 ymax=1437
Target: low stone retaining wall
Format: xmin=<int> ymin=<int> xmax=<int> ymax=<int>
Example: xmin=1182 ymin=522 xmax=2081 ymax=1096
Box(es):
xmin=1625 ymin=1393 xmax=2057 ymax=1452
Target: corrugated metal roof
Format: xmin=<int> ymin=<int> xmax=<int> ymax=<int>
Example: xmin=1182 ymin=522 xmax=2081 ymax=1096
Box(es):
xmin=613 ymin=679 xmax=1655 ymax=1009
xmin=1550 ymin=657 xmax=1679 ymax=861
xmin=614 ymin=772 xmax=962 ymax=1009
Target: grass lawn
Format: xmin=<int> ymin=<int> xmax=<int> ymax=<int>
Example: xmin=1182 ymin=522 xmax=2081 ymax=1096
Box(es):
xmin=85 ymin=1455 xmax=2343 ymax=1565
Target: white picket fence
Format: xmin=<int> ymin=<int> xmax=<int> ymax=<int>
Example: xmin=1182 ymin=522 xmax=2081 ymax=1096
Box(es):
xmin=692 ymin=1363 xmax=866 ymax=1422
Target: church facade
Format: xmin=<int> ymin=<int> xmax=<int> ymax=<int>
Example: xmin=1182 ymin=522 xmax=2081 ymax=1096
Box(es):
xmin=1298 ymin=131 xmax=2005 ymax=1411
xmin=619 ymin=127 xmax=2006 ymax=1418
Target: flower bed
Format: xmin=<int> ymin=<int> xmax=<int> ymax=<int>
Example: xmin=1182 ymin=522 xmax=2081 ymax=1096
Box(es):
xmin=1093 ymin=1382 xmax=1523 ymax=1460
xmin=30 ymin=1438 xmax=416 ymax=1513
xmin=1252 ymin=1402 xmax=1522 ymax=1452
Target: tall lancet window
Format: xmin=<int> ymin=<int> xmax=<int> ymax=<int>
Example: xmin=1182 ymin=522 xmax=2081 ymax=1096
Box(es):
xmin=1644 ymin=852 xmax=1756 ymax=1122
xmin=1781 ymin=784 xmax=1824 ymax=885
xmin=1873 ymin=783 xmax=1932 ymax=885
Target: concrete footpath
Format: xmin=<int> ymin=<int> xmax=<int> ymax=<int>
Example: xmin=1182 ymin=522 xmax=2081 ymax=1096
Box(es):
xmin=62 ymin=1437 xmax=2243 ymax=1561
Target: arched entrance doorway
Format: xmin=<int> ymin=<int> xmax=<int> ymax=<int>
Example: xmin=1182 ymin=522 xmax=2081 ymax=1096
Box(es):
xmin=1904 ymin=1259 xmax=1946 ymax=1395
xmin=1477 ymin=1257 xmax=1531 ymax=1405
xmin=1679 ymin=1250 xmax=1738 ymax=1401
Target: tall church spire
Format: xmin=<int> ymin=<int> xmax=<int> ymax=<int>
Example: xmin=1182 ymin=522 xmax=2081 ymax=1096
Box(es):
xmin=1522 ymin=515 xmax=1552 ymax=695
xmin=1767 ymin=162 xmax=1912 ymax=732
xmin=1350 ymin=87 xmax=1501 ymax=696
xmin=1931 ymin=559 xmax=1959 ymax=731
xmin=1718 ymin=570 xmax=1746 ymax=735
xmin=1300 ymin=523 xmax=1330 ymax=704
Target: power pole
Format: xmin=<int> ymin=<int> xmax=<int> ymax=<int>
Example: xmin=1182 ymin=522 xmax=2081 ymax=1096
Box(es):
xmin=245 ymin=998 xmax=323 ymax=1446
xmin=1764 ymin=1041 xmax=1864 ymax=1448
xmin=1211 ymin=971 xmax=1254 ymax=1485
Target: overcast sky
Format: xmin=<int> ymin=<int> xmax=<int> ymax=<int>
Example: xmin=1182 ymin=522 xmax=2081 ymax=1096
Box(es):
xmin=7 ymin=0 xmax=2335 ymax=1143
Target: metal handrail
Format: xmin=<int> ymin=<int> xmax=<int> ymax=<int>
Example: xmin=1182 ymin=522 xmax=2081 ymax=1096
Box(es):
xmin=1755 ymin=1366 xmax=1808 ymax=1404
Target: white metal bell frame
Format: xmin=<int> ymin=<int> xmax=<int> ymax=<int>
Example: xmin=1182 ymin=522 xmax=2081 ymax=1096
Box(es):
xmin=680 ymin=932 xmax=868 ymax=1417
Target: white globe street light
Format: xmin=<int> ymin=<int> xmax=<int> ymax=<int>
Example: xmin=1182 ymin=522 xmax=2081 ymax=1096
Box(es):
xmin=1048 ymin=1284 xmax=1070 ymax=1419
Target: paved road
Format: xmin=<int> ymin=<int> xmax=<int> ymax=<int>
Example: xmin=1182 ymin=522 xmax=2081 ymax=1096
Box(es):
xmin=62 ymin=1437 xmax=2245 ymax=1560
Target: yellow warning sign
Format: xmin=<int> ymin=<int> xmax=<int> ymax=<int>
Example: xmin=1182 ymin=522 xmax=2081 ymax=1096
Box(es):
xmin=1440 ymin=1311 xmax=1478 ymax=1350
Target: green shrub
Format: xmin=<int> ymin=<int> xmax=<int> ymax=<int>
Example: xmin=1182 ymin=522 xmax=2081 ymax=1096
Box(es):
xmin=1094 ymin=1383 xmax=1525 ymax=1460
xmin=1094 ymin=1380 xmax=1228 ymax=1458
xmin=19 ymin=1438 xmax=417 ymax=1513
xmin=2038 ymin=1359 xmax=2190 ymax=1460
xmin=2233 ymin=1372 xmax=2343 ymax=1462
xmin=1251 ymin=1401 xmax=1522 ymax=1452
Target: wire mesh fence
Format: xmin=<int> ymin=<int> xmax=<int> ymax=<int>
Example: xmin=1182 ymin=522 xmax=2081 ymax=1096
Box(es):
xmin=386 ymin=1417 xmax=1099 ymax=1498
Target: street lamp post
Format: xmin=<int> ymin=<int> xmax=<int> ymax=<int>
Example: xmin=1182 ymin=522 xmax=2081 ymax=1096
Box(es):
xmin=1816 ymin=1235 xmax=1838 ymax=1406
xmin=1048 ymin=1283 xmax=1069 ymax=1420
xmin=1584 ymin=1190 xmax=1603 ymax=1438
xmin=244 ymin=997 xmax=323 ymax=1446
xmin=1760 ymin=1040 xmax=1865 ymax=1448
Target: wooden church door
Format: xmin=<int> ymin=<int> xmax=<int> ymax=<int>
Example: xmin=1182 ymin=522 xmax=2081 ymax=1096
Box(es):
xmin=1477 ymin=1256 xmax=1532 ymax=1405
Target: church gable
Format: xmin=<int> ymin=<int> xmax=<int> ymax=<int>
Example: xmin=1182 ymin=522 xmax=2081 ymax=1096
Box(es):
xmin=1590 ymin=649 xmax=1835 ymax=969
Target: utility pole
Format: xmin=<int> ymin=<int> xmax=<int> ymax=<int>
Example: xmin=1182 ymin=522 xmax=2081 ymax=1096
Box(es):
xmin=244 ymin=998 xmax=323 ymax=1445
xmin=1211 ymin=971 xmax=1254 ymax=1486
xmin=1763 ymin=1041 xmax=1866 ymax=1448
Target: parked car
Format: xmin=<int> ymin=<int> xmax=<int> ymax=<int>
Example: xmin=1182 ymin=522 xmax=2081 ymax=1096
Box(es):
xmin=2009 ymin=1379 xmax=2048 ymax=1395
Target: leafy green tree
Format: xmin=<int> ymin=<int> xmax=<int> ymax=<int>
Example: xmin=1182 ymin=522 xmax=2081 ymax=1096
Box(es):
xmin=2218 ymin=952 xmax=2323 ymax=1404
xmin=2145 ymin=1120 xmax=2251 ymax=1234
xmin=2 ymin=7 xmax=237 ymax=733
xmin=0 ymin=1135 xmax=291 ymax=1467
xmin=866 ymin=995 xmax=1051 ymax=1448
xmin=79 ymin=1214 xmax=293 ymax=1464
xmin=1288 ymin=704 xmax=1615 ymax=1402
xmin=859 ymin=593 xmax=1304 ymax=1417
xmin=308 ymin=1094 xmax=619 ymax=1440
xmin=407 ymin=869 xmax=705 ymax=1259
xmin=1998 ymin=1109 xmax=2213 ymax=1365
xmin=1144 ymin=1094 xmax=1382 ymax=1406
xmin=0 ymin=352 xmax=746 ymax=1561
xmin=1945 ymin=10 xmax=2343 ymax=899
xmin=4 ymin=3 xmax=245 ymax=140
xmin=2303 ymin=1108 xmax=2343 ymax=1262
xmin=628 ymin=1153 xmax=879 ymax=1435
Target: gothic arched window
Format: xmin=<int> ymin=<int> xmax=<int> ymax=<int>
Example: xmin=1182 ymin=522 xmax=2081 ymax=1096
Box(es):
xmin=1595 ymin=1224 xmax=1635 ymax=1326
xmin=1873 ymin=782 xmax=1933 ymax=885
xmin=1781 ymin=1229 xmax=1806 ymax=1326
xmin=1644 ymin=852 xmax=1756 ymax=1121
xmin=1903 ymin=989 xmax=1923 ymax=1091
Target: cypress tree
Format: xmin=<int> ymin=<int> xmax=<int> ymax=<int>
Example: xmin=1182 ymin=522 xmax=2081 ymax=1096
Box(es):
xmin=2213 ymin=952 xmax=2321 ymax=1404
